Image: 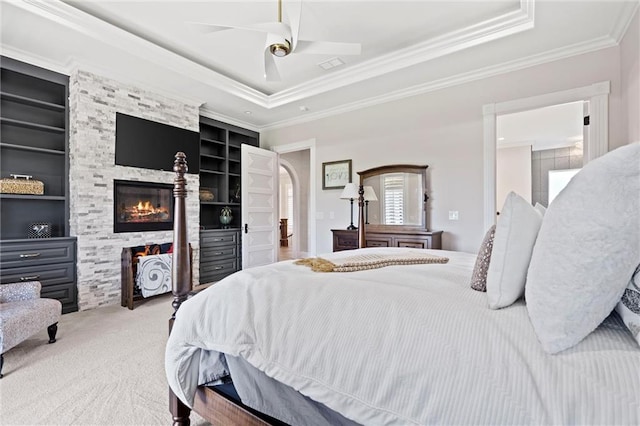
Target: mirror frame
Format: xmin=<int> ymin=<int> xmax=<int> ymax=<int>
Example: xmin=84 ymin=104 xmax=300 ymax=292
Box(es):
xmin=357 ymin=164 xmax=429 ymax=247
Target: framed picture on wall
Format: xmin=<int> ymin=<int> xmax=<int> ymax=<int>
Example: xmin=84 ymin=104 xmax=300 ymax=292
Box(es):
xmin=322 ymin=159 xmax=352 ymax=190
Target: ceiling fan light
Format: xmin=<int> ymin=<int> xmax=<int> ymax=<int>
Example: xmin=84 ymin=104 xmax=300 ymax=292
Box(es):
xmin=270 ymin=41 xmax=291 ymax=57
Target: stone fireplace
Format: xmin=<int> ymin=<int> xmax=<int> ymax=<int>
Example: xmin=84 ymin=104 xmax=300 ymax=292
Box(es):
xmin=69 ymin=69 xmax=201 ymax=310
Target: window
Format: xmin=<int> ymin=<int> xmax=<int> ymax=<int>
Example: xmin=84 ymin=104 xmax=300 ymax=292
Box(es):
xmin=382 ymin=174 xmax=405 ymax=225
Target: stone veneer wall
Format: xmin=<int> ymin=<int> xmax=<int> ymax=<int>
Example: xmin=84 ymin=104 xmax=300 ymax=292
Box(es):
xmin=69 ymin=70 xmax=200 ymax=310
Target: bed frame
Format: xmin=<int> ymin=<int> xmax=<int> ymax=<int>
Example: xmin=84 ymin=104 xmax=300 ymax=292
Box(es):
xmin=168 ymin=152 xmax=278 ymax=426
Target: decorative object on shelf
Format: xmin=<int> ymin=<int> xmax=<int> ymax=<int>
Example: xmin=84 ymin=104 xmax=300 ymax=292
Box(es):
xmin=28 ymin=222 xmax=51 ymax=239
xmin=220 ymin=206 xmax=233 ymax=227
xmin=363 ymin=186 xmax=378 ymax=225
xmin=232 ymin=182 xmax=241 ymax=202
xmin=0 ymin=174 xmax=44 ymax=195
xmin=322 ymin=159 xmax=352 ymax=190
xmin=199 ymin=188 xmax=215 ymax=202
xmin=340 ymin=183 xmax=359 ymax=230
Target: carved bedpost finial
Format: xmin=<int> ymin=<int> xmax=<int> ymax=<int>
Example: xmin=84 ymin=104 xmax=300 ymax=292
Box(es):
xmin=173 ymin=152 xmax=188 ymax=199
xmin=171 ymin=151 xmax=190 ymax=321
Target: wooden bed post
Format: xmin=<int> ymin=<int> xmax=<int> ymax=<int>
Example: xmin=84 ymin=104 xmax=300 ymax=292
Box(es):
xmin=169 ymin=152 xmax=192 ymax=425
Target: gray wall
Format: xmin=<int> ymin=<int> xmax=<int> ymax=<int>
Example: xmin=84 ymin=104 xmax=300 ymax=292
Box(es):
xmin=531 ymin=146 xmax=583 ymax=207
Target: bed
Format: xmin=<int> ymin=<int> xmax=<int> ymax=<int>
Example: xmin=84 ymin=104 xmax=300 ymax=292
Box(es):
xmin=165 ymin=146 xmax=640 ymax=425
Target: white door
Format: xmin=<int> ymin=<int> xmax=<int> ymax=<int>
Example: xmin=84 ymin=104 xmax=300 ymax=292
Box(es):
xmin=241 ymin=144 xmax=279 ymax=269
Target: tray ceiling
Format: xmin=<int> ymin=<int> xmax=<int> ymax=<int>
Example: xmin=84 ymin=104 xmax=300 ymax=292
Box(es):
xmin=1 ymin=0 xmax=636 ymax=130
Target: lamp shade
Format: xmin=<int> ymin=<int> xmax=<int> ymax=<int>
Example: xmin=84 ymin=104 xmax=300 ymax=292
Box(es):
xmin=363 ymin=186 xmax=378 ymax=201
xmin=340 ymin=183 xmax=359 ymax=200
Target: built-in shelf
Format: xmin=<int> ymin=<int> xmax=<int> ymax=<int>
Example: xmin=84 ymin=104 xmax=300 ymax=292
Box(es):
xmin=1 ymin=91 xmax=65 ymax=111
xmin=199 ymin=116 xmax=258 ymax=285
xmin=0 ymin=117 xmax=65 ymax=133
xmin=0 ymin=194 xmax=65 ymax=201
xmin=0 ymin=142 xmax=65 ymax=155
xmin=1 ymin=56 xmax=77 ymax=313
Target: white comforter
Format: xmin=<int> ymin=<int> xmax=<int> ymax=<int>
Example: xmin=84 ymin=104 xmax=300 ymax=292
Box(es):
xmin=165 ymin=248 xmax=640 ymax=425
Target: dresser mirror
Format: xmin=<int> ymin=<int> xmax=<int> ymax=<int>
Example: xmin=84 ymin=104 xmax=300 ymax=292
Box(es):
xmin=357 ymin=164 xmax=428 ymax=233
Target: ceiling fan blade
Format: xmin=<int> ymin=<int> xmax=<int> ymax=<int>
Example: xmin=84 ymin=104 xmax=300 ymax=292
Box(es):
xmin=264 ymin=46 xmax=281 ymax=81
xmin=284 ymin=0 xmax=303 ymax=50
xmin=187 ymin=21 xmax=290 ymax=39
xmin=295 ymin=40 xmax=361 ymax=55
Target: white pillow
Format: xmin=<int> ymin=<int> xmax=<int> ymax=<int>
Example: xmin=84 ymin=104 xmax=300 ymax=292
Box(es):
xmin=526 ymin=142 xmax=640 ymax=354
xmin=615 ymin=264 xmax=640 ymax=346
xmin=486 ymin=192 xmax=543 ymax=309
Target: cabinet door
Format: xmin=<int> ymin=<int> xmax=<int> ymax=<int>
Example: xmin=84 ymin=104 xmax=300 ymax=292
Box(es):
xmin=365 ymin=234 xmax=392 ymax=248
xmin=241 ymin=145 xmax=278 ymax=269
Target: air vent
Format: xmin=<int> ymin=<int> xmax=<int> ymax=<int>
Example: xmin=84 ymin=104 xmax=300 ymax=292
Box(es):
xmin=318 ymin=57 xmax=345 ymax=70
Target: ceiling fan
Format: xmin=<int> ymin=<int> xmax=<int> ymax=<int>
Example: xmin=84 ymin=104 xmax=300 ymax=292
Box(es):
xmin=188 ymin=0 xmax=361 ymax=81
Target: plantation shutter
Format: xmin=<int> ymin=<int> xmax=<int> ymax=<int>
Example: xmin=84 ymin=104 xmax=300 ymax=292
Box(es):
xmin=383 ymin=174 xmax=404 ymax=225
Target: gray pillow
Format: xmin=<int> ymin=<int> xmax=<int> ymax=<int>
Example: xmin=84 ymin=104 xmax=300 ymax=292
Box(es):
xmin=470 ymin=225 xmax=496 ymax=292
xmin=615 ymin=264 xmax=640 ymax=346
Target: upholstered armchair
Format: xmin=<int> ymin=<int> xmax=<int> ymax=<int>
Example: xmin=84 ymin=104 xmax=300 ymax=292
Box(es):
xmin=0 ymin=281 xmax=61 ymax=378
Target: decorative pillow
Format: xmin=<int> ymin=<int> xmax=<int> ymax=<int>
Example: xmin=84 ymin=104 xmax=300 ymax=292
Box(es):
xmin=486 ymin=192 xmax=543 ymax=309
xmin=526 ymin=142 xmax=640 ymax=354
xmin=614 ymin=264 xmax=640 ymax=346
xmin=470 ymin=225 xmax=496 ymax=292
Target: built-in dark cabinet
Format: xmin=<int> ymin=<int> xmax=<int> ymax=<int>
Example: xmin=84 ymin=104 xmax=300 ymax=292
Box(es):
xmin=199 ymin=116 xmax=258 ymax=284
xmin=0 ymin=57 xmax=77 ymax=313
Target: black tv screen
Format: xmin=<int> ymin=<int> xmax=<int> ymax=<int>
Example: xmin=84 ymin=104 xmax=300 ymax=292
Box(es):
xmin=115 ymin=113 xmax=200 ymax=174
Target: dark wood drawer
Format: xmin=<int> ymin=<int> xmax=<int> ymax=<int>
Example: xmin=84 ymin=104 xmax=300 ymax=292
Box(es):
xmin=200 ymin=230 xmax=238 ymax=246
xmin=365 ymin=235 xmax=392 ymax=248
xmin=395 ymin=237 xmax=431 ymax=249
xmin=331 ymin=229 xmax=358 ymax=252
xmin=0 ymin=238 xmax=76 ymax=268
xmin=201 ymin=245 xmax=237 ymax=261
xmin=200 ymin=259 xmax=238 ymax=284
xmin=0 ymin=262 xmax=75 ymax=286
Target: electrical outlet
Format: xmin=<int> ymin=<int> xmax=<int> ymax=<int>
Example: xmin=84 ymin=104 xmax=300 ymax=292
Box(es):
xmin=449 ymin=211 xmax=459 ymax=220
xmin=316 ymin=211 xmax=324 ymax=220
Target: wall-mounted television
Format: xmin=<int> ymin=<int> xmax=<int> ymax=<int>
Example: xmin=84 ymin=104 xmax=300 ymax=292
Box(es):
xmin=115 ymin=113 xmax=200 ymax=174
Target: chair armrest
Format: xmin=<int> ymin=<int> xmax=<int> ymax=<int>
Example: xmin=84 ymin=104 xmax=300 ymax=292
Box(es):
xmin=0 ymin=281 xmax=42 ymax=303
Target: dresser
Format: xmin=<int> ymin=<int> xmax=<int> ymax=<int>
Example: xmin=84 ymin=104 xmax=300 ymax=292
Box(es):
xmin=199 ymin=229 xmax=241 ymax=284
xmin=0 ymin=238 xmax=77 ymax=313
xmin=332 ymin=229 xmax=442 ymax=252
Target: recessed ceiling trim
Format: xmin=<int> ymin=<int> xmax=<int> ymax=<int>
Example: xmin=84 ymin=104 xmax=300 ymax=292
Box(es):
xmin=14 ymin=0 xmax=535 ymax=111
xmin=200 ymin=106 xmax=260 ymax=132
xmin=261 ymin=35 xmax=616 ymax=131
xmin=14 ymin=0 xmax=269 ymax=105
xmin=265 ymin=0 xmax=535 ymax=108
xmin=610 ymin=1 xmax=639 ymax=43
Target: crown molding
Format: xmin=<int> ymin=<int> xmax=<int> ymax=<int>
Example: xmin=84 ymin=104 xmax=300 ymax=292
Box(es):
xmin=610 ymin=1 xmax=639 ymax=43
xmin=11 ymin=0 xmax=268 ymax=105
xmin=261 ymin=35 xmax=616 ymax=131
xmin=0 ymin=45 xmax=69 ymax=75
xmin=10 ymin=0 xmax=535 ymax=110
xmin=266 ymin=0 xmax=535 ymax=108
xmin=199 ymin=106 xmax=260 ymax=132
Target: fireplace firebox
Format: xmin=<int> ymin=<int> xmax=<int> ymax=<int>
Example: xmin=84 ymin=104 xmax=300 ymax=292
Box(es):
xmin=114 ymin=180 xmax=173 ymax=233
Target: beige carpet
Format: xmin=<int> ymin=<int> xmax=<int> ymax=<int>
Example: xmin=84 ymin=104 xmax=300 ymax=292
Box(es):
xmin=0 ymin=295 xmax=208 ymax=425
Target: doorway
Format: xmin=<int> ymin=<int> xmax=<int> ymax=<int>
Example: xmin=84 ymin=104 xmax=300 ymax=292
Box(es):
xmin=279 ymin=165 xmax=295 ymax=261
xmin=483 ymin=81 xmax=610 ymax=230
xmin=496 ymin=101 xmax=585 ymax=212
xmin=273 ymin=139 xmax=317 ymax=259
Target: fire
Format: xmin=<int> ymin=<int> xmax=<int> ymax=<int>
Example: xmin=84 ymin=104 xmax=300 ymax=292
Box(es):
xmin=120 ymin=199 xmax=169 ymax=223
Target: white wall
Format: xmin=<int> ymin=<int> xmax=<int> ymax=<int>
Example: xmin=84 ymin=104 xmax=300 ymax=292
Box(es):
xmin=262 ymin=46 xmax=626 ymax=254
xmin=496 ymin=145 xmax=532 ymax=211
xmin=621 ymin=8 xmax=639 ymax=144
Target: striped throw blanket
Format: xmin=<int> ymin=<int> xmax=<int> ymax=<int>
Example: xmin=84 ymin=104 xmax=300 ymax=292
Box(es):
xmin=295 ymin=252 xmax=448 ymax=272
